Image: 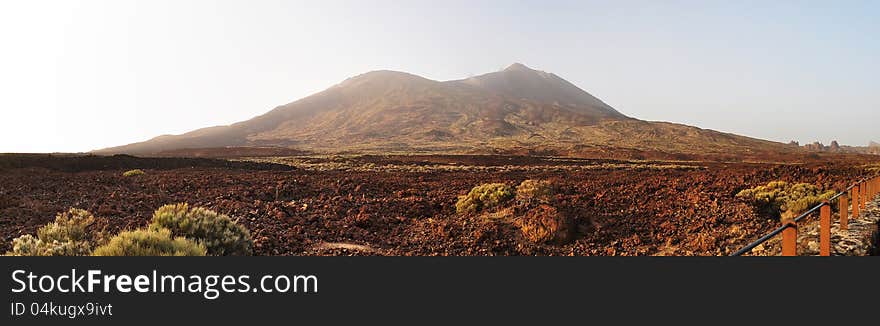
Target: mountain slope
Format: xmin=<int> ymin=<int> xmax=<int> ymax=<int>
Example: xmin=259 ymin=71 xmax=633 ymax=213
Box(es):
xmin=95 ymin=63 xmax=794 ymax=158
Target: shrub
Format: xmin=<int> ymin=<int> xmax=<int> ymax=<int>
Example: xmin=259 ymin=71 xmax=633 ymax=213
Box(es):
xmin=149 ymin=203 xmax=253 ymax=255
xmin=122 ymin=169 xmax=145 ymax=177
xmin=92 ymin=228 xmax=206 ymax=256
xmin=8 ymin=234 xmax=92 ymax=256
xmin=455 ymin=183 xmax=515 ymax=214
xmin=6 ymin=208 xmax=96 ymax=256
xmin=515 ymin=179 xmax=556 ymax=204
xmin=37 ymin=208 xmax=95 ymax=243
xmin=516 ymin=204 xmax=573 ymax=244
xmin=736 ymin=181 xmax=835 ymax=219
xmin=9 ymin=235 xmax=41 ymax=256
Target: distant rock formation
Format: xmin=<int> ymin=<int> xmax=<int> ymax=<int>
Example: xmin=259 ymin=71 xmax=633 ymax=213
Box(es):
xmin=803 ymin=141 xmax=827 ymax=151
xmin=830 ymin=141 xmax=840 ymax=151
xmin=798 ymin=139 xmax=880 ymax=155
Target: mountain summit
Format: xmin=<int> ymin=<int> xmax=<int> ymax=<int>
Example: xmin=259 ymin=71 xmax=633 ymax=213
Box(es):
xmin=458 ymin=63 xmax=623 ymax=119
xmin=96 ymin=64 xmax=790 ymax=159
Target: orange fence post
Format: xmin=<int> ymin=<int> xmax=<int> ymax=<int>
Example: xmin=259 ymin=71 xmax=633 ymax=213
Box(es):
xmin=871 ymin=179 xmax=875 ymax=199
xmin=820 ymin=203 xmax=831 ymax=256
xmin=871 ymin=178 xmax=875 ymax=198
xmin=874 ymin=177 xmax=878 ymax=197
xmin=781 ymin=218 xmax=797 ymax=256
xmin=872 ymin=178 xmax=876 ymax=197
xmin=839 ymin=194 xmax=849 ymax=231
xmin=861 ymin=182 xmax=868 ymax=210
xmin=853 ymin=185 xmax=860 ymax=218
xmin=873 ymin=178 xmax=878 ymax=198
xmin=870 ymin=178 xmax=880 ymax=199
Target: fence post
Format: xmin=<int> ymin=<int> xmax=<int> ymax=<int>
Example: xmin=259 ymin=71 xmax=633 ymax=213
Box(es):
xmin=873 ymin=177 xmax=878 ymax=198
xmin=871 ymin=178 xmax=875 ymax=198
xmin=853 ymin=185 xmax=860 ymax=218
xmin=820 ymin=203 xmax=831 ymax=256
xmin=874 ymin=177 xmax=878 ymax=197
xmin=839 ymin=194 xmax=849 ymax=231
xmin=874 ymin=178 xmax=880 ymax=196
xmin=782 ymin=218 xmax=797 ymax=256
xmin=871 ymin=179 xmax=875 ymax=199
xmin=861 ymin=182 xmax=868 ymax=210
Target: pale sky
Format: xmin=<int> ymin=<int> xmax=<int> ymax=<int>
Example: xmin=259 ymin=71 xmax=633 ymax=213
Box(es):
xmin=1 ymin=0 xmax=878 ymax=153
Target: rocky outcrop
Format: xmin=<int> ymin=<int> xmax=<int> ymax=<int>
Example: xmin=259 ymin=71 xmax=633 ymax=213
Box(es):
xmin=830 ymin=141 xmax=841 ymax=152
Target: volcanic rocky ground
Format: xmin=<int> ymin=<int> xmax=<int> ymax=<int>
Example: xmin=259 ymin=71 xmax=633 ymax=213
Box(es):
xmin=1 ymin=154 xmax=875 ymax=256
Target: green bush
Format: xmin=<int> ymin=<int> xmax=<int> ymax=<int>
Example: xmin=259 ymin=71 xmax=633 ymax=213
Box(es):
xmin=122 ymin=169 xmax=145 ymax=177
xmin=455 ymin=183 xmax=515 ymax=214
xmin=736 ymin=181 xmax=835 ymax=219
xmin=149 ymin=203 xmax=253 ymax=256
xmin=92 ymin=228 xmax=206 ymax=256
xmin=37 ymin=208 xmax=95 ymax=243
xmin=515 ymin=179 xmax=556 ymax=204
xmin=6 ymin=208 xmax=96 ymax=256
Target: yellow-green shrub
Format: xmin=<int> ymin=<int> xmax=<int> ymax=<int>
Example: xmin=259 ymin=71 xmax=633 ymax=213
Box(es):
xmin=122 ymin=169 xmax=145 ymax=177
xmin=149 ymin=203 xmax=253 ymax=256
xmin=515 ymin=179 xmax=556 ymax=204
xmin=8 ymin=234 xmax=92 ymax=256
xmin=92 ymin=228 xmax=206 ymax=256
xmin=736 ymin=181 xmax=835 ymax=219
xmin=37 ymin=208 xmax=94 ymax=243
xmin=455 ymin=183 xmax=515 ymax=214
xmin=6 ymin=208 xmax=95 ymax=256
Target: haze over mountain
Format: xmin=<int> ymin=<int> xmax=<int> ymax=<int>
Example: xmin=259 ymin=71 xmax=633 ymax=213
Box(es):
xmin=96 ymin=63 xmax=794 ymax=159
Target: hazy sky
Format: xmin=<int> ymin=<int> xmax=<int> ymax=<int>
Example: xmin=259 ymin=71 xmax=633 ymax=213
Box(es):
xmin=1 ymin=0 xmax=877 ymax=152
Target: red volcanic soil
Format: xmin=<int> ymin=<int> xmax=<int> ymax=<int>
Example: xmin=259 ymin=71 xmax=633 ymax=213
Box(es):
xmin=0 ymin=154 xmax=871 ymax=256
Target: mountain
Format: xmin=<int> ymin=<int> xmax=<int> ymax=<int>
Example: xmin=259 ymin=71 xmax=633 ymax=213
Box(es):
xmin=95 ymin=63 xmax=794 ymax=159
